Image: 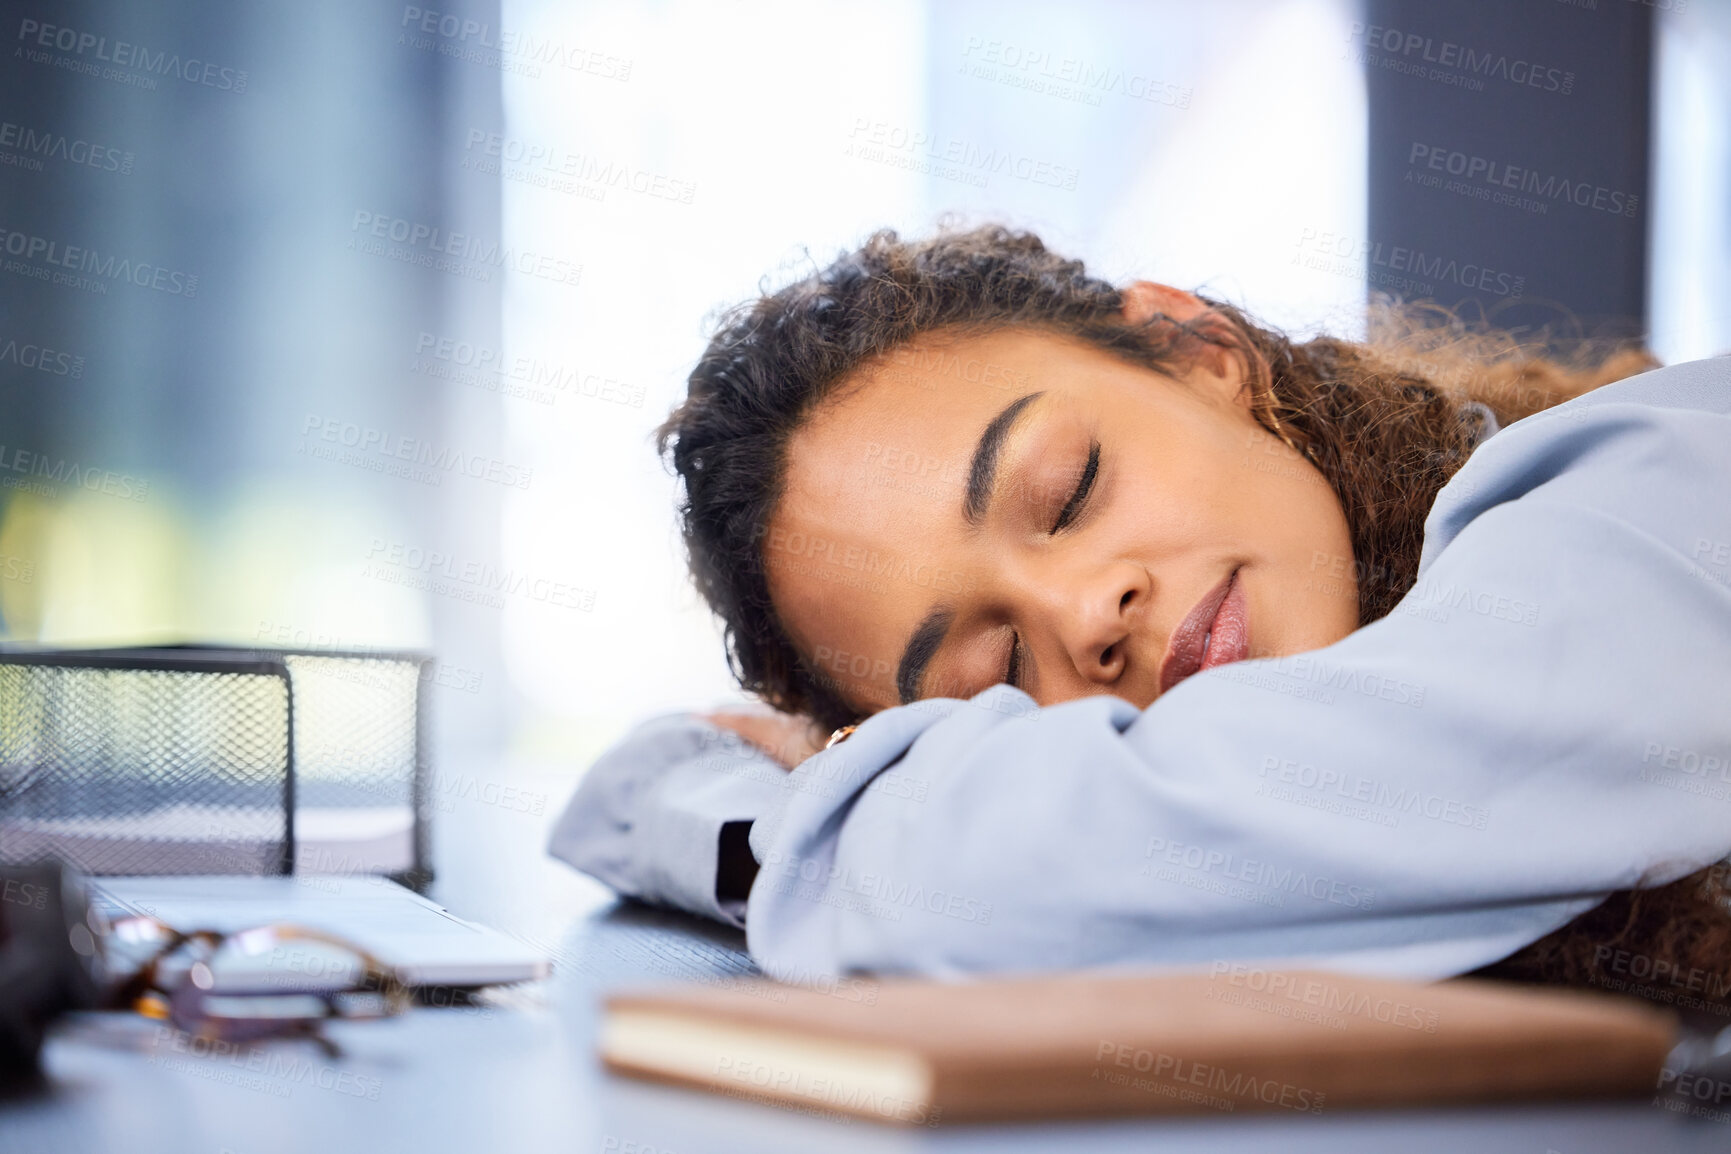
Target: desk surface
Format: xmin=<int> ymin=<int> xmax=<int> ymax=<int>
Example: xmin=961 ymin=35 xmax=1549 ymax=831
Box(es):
xmin=2 ymin=763 xmax=1725 ymax=1154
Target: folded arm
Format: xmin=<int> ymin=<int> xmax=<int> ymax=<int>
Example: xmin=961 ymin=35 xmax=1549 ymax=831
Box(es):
xmin=745 ymin=386 xmax=1731 ymax=979
xmin=547 ymin=713 xmax=795 ymax=927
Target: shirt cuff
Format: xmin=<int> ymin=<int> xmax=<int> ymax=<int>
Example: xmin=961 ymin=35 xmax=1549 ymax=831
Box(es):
xmin=547 ymin=713 xmax=788 ymax=929
xmin=634 ymin=757 xmax=775 ymax=927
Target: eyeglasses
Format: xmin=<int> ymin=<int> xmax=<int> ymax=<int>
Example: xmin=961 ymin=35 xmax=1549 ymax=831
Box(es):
xmin=104 ymin=915 xmax=409 ymax=1045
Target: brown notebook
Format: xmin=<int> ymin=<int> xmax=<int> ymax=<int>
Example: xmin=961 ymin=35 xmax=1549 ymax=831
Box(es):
xmin=599 ymin=968 xmax=1675 ymax=1125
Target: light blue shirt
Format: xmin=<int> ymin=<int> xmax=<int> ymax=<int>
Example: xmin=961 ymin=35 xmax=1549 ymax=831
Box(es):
xmin=551 ymin=357 xmax=1731 ymax=981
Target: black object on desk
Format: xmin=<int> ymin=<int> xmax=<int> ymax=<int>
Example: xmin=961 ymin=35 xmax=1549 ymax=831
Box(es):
xmin=0 ymin=862 xmax=103 ymax=1088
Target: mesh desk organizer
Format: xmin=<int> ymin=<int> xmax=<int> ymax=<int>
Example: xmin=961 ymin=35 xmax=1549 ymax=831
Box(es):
xmin=0 ymin=646 xmax=432 ymax=889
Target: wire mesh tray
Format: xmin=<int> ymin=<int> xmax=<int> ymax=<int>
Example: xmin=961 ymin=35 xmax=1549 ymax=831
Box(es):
xmin=0 ymin=645 xmax=431 ymax=889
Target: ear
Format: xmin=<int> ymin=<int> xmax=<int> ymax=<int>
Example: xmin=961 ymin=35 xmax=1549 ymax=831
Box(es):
xmin=1119 ymin=281 xmax=1250 ymax=411
xmin=1118 ymin=280 xmax=1209 ymax=327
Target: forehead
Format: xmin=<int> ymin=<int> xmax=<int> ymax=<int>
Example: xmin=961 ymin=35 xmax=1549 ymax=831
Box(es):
xmin=788 ymin=327 xmax=1097 ymax=476
xmin=764 ymin=328 xmax=1103 ymax=706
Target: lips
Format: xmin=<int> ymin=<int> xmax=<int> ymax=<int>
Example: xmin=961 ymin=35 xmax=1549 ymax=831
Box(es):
xmin=1157 ymin=569 xmax=1251 ymax=696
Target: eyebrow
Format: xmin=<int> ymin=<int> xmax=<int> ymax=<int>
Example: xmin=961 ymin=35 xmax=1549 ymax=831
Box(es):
xmin=964 ymin=392 xmax=1043 ymax=525
xmin=894 ymin=392 xmax=1044 ymax=705
xmin=897 ymin=608 xmax=953 ymax=705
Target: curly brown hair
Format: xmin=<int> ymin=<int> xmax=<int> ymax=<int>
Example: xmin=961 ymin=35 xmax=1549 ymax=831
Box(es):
xmin=659 ymin=224 xmax=1725 ymax=1013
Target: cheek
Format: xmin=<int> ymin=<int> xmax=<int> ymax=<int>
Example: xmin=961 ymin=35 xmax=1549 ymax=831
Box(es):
xmin=1126 ymin=435 xmax=1276 ymax=542
xmin=1262 ymin=476 xmax=1351 ymax=582
xmin=767 ymin=560 xmax=908 ymax=707
xmin=1286 ymin=465 xmax=1352 ymax=559
xmin=1266 ymin=468 xmax=1360 ymax=628
xmin=1182 ymin=428 xmax=1356 ymax=612
xmin=1224 ymin=426 xmax=1342 ymax=535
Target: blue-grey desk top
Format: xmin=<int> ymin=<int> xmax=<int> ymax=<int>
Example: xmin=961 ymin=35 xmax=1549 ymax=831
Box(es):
xmin=2 ymin=763 xmax=1725 ymax=1154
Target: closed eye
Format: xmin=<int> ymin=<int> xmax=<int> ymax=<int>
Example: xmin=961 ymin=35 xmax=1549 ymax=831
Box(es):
xmin=1051 ymin=442 xmax=1100 ymax=533
xmin=1003 ymin=630 xmax=1027 ymax=690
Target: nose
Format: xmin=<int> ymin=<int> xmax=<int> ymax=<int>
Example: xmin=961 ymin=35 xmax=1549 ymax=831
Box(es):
xmin=1052 ymin=560 xmax=1149 ymax=687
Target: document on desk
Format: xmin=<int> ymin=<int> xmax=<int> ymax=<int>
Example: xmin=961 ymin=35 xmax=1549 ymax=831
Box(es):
xmin=599 ymin=969 xmax=1674 ymax=1124
xmin=93 ymin=875 xmax=549 ymax=988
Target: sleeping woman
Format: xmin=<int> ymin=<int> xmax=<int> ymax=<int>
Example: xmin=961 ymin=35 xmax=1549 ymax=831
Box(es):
xmin=551 ymin=225 xmax=1731 ymax=1006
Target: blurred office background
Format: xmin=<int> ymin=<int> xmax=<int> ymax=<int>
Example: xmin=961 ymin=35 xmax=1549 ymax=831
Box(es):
xmin=1 ymin=0 xmax=1727 ymax=775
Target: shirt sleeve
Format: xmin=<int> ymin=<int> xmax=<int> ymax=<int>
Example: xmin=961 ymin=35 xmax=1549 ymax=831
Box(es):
xmin=547 ymin=713 xmax=792 ymax=927
xmin=745 ymin=366 xmax=1731 ymax=981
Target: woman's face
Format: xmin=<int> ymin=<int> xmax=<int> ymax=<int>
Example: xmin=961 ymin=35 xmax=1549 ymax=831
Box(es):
xmin=765 ymin=294 xmax=1360 ymax=716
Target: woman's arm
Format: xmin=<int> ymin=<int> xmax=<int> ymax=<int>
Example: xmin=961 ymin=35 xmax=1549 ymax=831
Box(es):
xmin=547 ymin=713 xmax=797 ymax=927
xmin=745 ymin=361 xmax=1731 ymax=979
